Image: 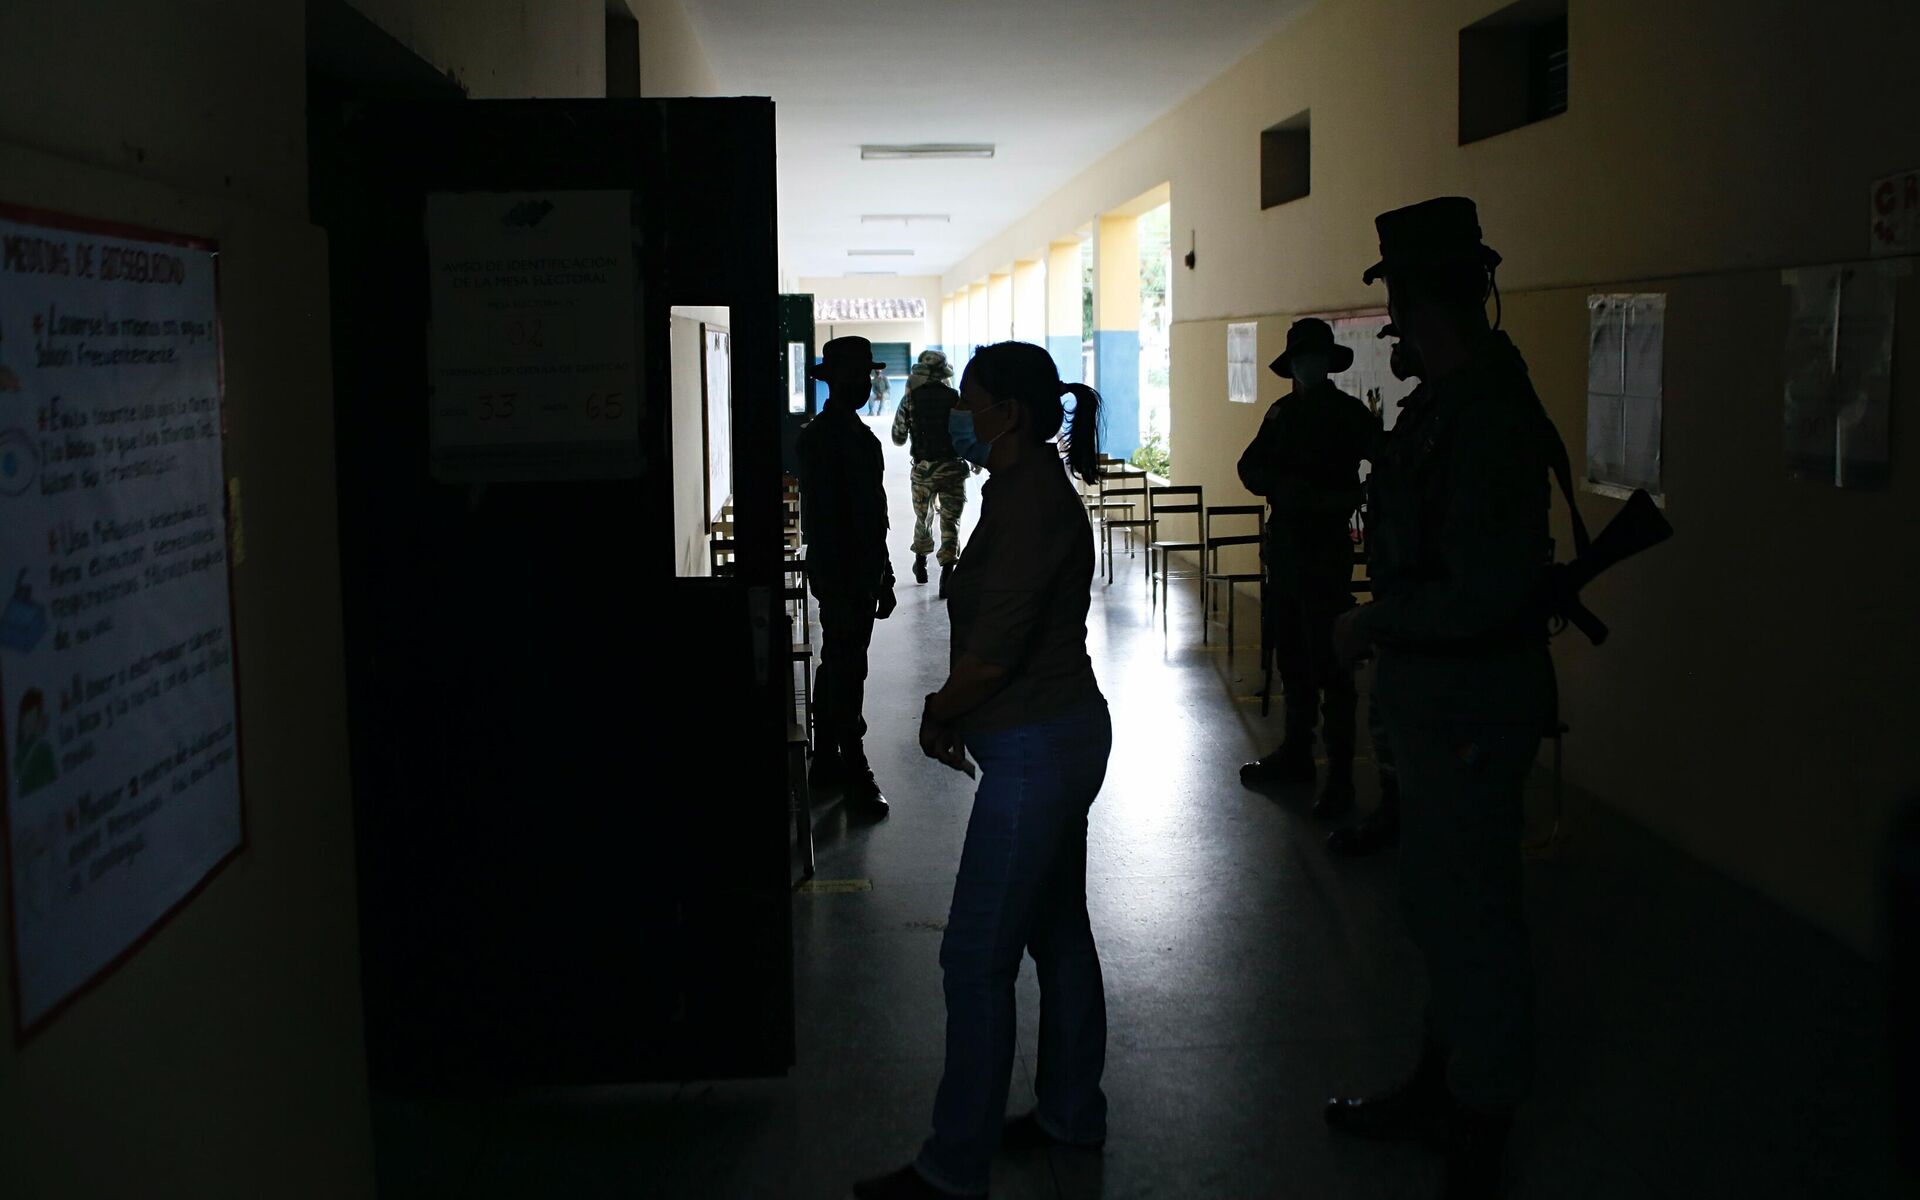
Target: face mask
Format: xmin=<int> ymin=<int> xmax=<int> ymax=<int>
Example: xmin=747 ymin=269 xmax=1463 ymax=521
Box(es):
xmin=950 ymin=400 xmax=1009 ymax=467
xmin=1290 ymin=355 xmax=1329 ymax=387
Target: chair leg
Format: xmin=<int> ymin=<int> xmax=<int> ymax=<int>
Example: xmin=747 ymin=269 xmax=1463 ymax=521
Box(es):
xmin=1226 ymin=586 xmax=1236 ymax=657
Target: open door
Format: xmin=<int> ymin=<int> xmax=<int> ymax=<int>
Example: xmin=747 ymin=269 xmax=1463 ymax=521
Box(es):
xmin=314 ymin=96 xmax=790 ymax=1084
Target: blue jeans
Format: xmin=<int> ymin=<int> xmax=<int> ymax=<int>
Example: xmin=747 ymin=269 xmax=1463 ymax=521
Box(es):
xmin=916 ymin=703 xmax=1112 ymax=1195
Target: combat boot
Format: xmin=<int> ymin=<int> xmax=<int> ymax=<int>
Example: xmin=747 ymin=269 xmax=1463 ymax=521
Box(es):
xmin=1325 ymin=1038 xmax=1449 ymax=1144
xmin=912 ymin=553 xmax=928 ymax=584
xmin=1328 ymin=775 xmax=1400 ymax=856
xmin=841 ymin=747 xmax=891 ymax=820
xmin=1313 ymin=758 xmax=1356 ymax=819
xmin=808 ymin=745 xmax=846 ymax=793
xmin=1240 ymin=740 xmax=1315 ymax=787
xmin=937 ymin=563 xmax=953 ymax=599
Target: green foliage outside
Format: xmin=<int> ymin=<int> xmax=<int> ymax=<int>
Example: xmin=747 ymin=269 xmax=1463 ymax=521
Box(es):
xmin=1131 ymin=427 xmax=1171 ymax=479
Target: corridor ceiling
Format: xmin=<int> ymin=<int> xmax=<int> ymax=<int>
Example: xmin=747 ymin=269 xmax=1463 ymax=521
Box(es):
xmin=681 ymin=0 xmax=1315 ymax=280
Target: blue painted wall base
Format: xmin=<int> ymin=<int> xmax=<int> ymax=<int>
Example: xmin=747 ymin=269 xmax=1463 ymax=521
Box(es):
xmin=1093 ymin=329 xmax=1141 ymax=460
xmin=1046 ymin=335 xmax=1083 ymax=386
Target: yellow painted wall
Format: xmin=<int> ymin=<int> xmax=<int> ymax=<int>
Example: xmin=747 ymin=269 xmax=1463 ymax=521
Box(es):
xmin=346 ymin=0 xmax=607 ymax=97
xmin=954 ymin=0 xmax=1920 ymax=955
xmin=1094 ymin=215 xmax=1140 ymax=331
xmin=632 ymin=0 xmax=720 ymax=97
xmin=797 ymin=274 xmax=945 ymax=356
xmin=988 ymin=272 xmax=1015 ymax=344
xmin=1013 ymin=259 xmax=1047 ymax=343
xmin=1047 ymin=240 xmax=1084 ymax=339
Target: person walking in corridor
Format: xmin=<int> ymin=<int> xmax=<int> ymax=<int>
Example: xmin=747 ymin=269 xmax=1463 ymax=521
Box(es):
xmin=1326 ymin=197 xmax=1558 ymax=1199
xmin=797 ymin=336 xmax=897 ymax=818
xmin=890 ymin=349 xmax=972 ymax=597
xmin=855 ymin=342 xmax=1111 ymax=1200
xmin=1237 ymin=318 xmax=1376 ymax=820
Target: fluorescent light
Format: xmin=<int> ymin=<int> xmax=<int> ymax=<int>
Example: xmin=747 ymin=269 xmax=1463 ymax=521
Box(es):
xmin=860 ymin=144 xmax=995 ymax=160
xmin=848 ymin=249 xmax=914 ymax=257
xmin=861 ymin=214 xmax=952 ymax=224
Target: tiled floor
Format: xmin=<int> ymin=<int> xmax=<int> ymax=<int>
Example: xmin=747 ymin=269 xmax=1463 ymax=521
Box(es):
xmin=374 ymin=419 xmax=1903 ymax=1198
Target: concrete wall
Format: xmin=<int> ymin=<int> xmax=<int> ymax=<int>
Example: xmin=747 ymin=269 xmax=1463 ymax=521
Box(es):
xmin=0 ymin=0 xmax=702 ymax=1194
xmin=949 ymin=0 xmax=1920 ymax=956
xmin=798 ymin=274 xmax=946 ymax=371
xmin=347 ymin=0 xmax=607 ymax=97
xmin=633 ymin=0 xmax=720 ymax=97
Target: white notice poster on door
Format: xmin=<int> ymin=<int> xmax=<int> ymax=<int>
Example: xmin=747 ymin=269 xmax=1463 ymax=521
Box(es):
xmin=0 ymin=205 xmax=243 ymax=1036
xmin=426 ymin=190 xmax=641 ymax=481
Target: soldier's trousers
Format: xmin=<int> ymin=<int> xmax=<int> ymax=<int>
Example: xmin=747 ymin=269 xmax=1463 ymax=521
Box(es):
xmin=811 ymin=584 xmax=876 ymax=760
xmin=1376 ymin=651 xmax=1543 ymax=1107
xmin=910 ymin=459 xmax=970 ymax=566
xmin=1269 ymin=577 xmax=1356 ymax=766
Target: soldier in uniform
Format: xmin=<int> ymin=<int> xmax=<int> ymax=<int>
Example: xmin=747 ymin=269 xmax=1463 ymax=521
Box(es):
xmin=797 ymin=336 xmax=898 ymax=818
xmin=1327 ymin=329 xmax=1424 ymax=857
xmin=891 ymin=349 xmax=971 ymax=598
xmin=1237 ymin=318 xmax=1377 ymax=819
xmin=1324 ymin=198 xmax=1558 ymax=1198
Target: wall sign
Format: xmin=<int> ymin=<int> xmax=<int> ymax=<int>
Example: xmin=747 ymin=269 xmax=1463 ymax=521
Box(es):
xmin=426 ymin=190 xmax=641 ymax=481
xmin=1324 ymin=310 xmax=1418 ymax=431
xmin=1871 ymin=168 xmax=1918 ymax=259
xmin=1226 ymin=321 xmax=1258 ymax=404
xmin=1783 ymin=262 xmax=1900 ymax=488
xmin=1586 ymin=293 xmax=1667 ymax=502
xmin=0 ymin=204 xmax=243 ymax=1037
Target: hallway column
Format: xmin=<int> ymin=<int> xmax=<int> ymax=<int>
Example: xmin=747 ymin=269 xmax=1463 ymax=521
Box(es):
xmin=935 ymin=293 xmax=953 ymax=356
xmin=967 ymin=281 xmax=989 ymax=363
xmin=1012 ymin=257 xmax=1046 ymax=347
xmin=987 ymin=270 xmax=1014 ymax=345
xmin=1046 ymin=239 xmax=1083 ymax=384
xmin=1094 ymin=214 xmax=1141 ymax=458
xmin=948 ymin=291 xmax=968 ymax=364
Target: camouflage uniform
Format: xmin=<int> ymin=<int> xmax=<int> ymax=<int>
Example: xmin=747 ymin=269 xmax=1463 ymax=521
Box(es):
xmin=892 ymin=378 xmax=969 ymax=567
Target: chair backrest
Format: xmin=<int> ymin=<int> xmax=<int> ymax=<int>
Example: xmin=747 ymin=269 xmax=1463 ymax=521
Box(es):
xmin=1204 ymin=503 xmax=1263 ymax=542
xmin=1149 ymin=484 xmax=1201 ymax=514
xmin=1101 ymin=467 xmax=1150 ymax=502
xmin=1149 ymin=484 xmax=1204 ymax=541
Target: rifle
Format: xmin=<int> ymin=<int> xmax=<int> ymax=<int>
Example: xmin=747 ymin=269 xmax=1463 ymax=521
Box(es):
xmin=1542 ymin=485 xmax=1673 ymax=645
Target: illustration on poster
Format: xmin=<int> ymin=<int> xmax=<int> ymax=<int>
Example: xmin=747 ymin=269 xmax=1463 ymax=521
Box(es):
xmin=13 ymin=686 xmax=59 ymax=798
xmin=2 ymin=566 xmax=50 ymax=652
xmin=0 ymin=425 xmax=37 ymax=496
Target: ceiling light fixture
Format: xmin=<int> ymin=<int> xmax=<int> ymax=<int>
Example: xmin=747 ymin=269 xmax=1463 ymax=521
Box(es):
xmin=847 ymin=249 xmax=914 ymax=257
xmin=860 ymin=144 xmax=994 ymax=160
xmin=846 ymin=271 xmax=899 ymax=277
xmin=860 ymin=214 xmax=952 ymax=224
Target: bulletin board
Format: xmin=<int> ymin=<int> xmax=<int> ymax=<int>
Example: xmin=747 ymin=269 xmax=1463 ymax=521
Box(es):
xmin=0 ymin=204 xmax=245 ymax=1039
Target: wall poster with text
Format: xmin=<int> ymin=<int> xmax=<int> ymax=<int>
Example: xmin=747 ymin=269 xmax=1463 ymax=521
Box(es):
xmin=426 ymin=190 xmax=641 ymax=482
xmin=0 ymin=205 xmax=244 ymax=1037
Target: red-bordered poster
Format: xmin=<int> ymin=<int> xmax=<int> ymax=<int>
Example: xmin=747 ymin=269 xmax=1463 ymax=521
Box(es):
xmin=0 ymin=204 xmax=245 ymax=1041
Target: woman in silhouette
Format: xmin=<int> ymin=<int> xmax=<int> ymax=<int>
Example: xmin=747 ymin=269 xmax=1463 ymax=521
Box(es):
xmin=857 ymin=342 xmax=1111 ymax=1199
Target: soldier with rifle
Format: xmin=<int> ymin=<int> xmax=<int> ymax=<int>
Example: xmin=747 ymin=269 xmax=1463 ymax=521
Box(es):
xmin=1324 ymin=197 xmax=1668 ymax=1199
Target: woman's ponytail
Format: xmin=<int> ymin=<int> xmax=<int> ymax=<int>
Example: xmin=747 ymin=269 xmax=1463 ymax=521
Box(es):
xmin=1060 ymin=381 xmax=1104 ymax=486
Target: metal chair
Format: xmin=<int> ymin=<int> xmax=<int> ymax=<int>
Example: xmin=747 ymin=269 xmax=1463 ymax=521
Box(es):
xmin=1202 ymin=504 xmax=1264 ymax=652
xmin=1097 ymin=467 xmax=1153 ymax=585
xmin=1147 ymin=485 xmax=1206 ymax=637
